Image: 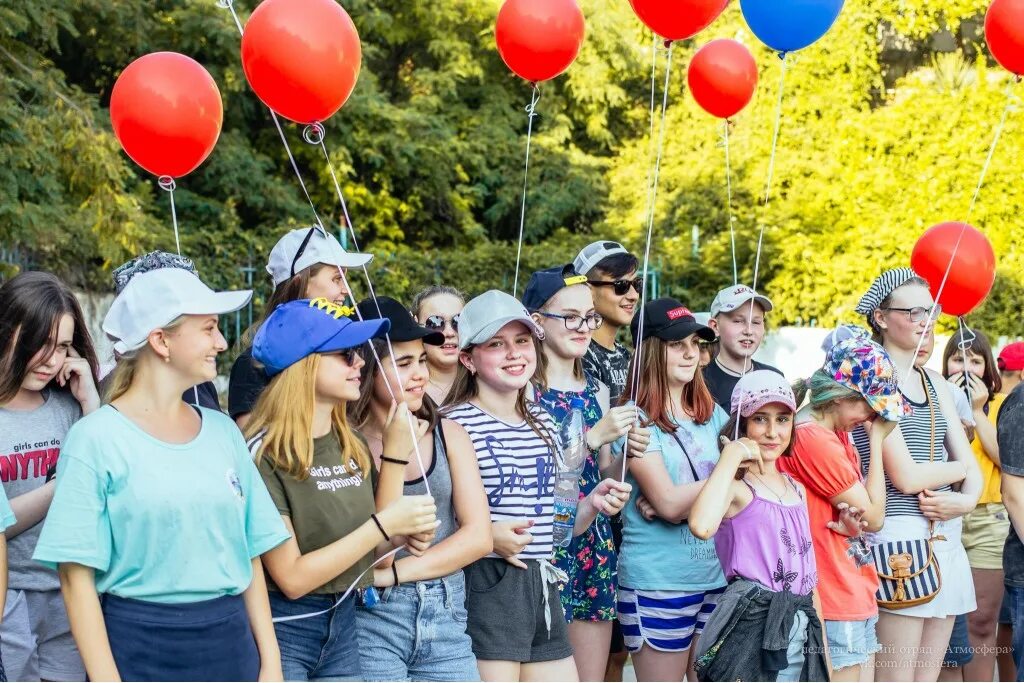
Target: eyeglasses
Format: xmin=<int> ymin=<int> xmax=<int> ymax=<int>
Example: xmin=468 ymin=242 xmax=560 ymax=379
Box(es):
xmin=424 ymin=315 xmax=459 ymax=332
xmin=538 ymin=311 xmax=604 ymax=332
xmin=290 ymin=225 xmax=326 ymax=278
xmin=588 ymin=277 xmax=644 ymax=296
xmin=881 ymin=305 xmax=942 ymax=324
xmin=338 ymin=347 xmax=363 ymax=366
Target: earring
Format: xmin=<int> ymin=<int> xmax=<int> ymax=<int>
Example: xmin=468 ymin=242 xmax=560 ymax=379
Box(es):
xmin=164 ymin=353 xmax=171 ymax=364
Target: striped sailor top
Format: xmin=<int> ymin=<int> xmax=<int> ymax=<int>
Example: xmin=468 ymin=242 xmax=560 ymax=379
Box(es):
xmin=854 ymin=368 xmax=951 ymax=518
xmin=444 ymin=402 xmax=558 ymax=560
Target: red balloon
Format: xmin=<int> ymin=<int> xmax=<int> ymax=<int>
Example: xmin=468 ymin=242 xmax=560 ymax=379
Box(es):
xmin=628 ymin=0 xmax=730 ymax=42
xmin=688 ymin=39 xmax=758 ymax=119
xmin=241 ymin=0 xmax=361 ymax=124
xmin=495 ymin=0 xmax=586 ymax=83
xmin=109 ymin=52 xmax=223 ymax=178
xmin=986 ymin=0 xmax=1024 ymax=75
xmin=910 ymin=222 xmax=997 ymax=317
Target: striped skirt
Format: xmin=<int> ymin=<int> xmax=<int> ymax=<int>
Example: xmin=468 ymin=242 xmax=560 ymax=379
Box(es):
xmin=616 ymin=585 xmax=725 ymax=653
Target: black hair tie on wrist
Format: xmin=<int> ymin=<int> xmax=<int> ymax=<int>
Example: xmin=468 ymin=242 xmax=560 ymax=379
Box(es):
xmin=381 ymin=456 xmax=409 ymax=466
xmin=371 ymin=513 xmax=390 ymax=541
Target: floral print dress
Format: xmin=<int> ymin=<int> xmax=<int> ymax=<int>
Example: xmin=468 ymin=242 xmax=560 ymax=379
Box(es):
xmin=537 ymin=376 xmax=617 ymax=622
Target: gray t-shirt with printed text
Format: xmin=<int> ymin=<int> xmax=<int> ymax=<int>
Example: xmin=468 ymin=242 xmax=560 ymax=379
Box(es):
xmin=0 ymin=390 xmax=81 ymax=591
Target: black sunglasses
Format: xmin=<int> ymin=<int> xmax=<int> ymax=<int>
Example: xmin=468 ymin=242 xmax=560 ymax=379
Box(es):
xmin=290 ymin=225 xmax=327 ymax=278
xmin=588 ymin=277 xmax=644 ymax=296
xmin=338 ymin=346 xmax=363 ymax=366
xmin=424 ymin=314 xmax=459 ymax=332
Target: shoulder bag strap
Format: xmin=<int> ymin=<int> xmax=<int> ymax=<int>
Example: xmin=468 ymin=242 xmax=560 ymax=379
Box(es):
xmin=668 ymin=429 xmax=702 ymax=483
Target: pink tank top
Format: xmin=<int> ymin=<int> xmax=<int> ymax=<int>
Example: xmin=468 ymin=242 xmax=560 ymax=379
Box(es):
xmin=714 ymin=476 xmax=819 ymax=596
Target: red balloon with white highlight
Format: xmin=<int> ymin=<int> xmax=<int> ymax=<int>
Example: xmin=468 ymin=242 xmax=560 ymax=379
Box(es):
xmin=688 ymin=39 xmax=759 ymax=119
xmin=241 ymin=0 xmax=362 ymax=124
xmin=110 ymin=52 xmax=223 ymax=178
xmin=986 ymin=0 xmax=1024 ymax=75
xmin=495 ymin=0 xmax=586 ymax=83
xmin=910 ymin=222 xmax=997 ymax=317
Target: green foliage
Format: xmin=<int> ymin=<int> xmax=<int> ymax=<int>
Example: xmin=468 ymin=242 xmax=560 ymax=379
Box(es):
xmin=0 ymin=0 xmax=1020 ymax=338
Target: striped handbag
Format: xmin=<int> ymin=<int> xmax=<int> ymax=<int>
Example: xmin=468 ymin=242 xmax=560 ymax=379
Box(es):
xmin=873 ymin=532 xmax=943 ymax=608
xmin=873 ymin=368 xmax=943 ymax=610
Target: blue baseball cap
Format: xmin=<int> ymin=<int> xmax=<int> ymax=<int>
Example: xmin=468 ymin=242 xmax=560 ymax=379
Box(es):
xmin=253 ymin=298 xmax=391 ymax=376
xmin=521 ymin=264 xmax=588 ymax=312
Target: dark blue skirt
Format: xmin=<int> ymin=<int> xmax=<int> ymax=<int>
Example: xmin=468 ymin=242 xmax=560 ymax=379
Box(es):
xmin=102 ymin=594 xmax=259 ymax=682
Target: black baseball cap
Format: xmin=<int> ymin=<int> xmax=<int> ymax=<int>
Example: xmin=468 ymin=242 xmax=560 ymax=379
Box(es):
xmin=521 ymin=264 xmax=588 ymax=312
xmin=630 ymin=298 xmax=716 ymax=346
xmin=354 ymin=297 xmax=445 ymax=345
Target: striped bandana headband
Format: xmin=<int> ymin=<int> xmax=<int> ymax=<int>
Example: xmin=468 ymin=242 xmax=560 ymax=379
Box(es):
xmin=855 ymin=267 xmax=921 ymax=315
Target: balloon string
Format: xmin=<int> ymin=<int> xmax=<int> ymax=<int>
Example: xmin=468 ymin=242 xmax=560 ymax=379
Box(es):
xmin=957 ymin=317 xmax=976 ymax=407
xmin=623 ymin=40 xmax=675 ymax=483
xmin=751 ymin=54 xmax=788 ymax=293
xmin=307 ymin=130 xmax=433 ymax=496
xmin=733 ymin=55 xmax=788 ymax=440
xmin=966 ymin=79 xmax=1017 ymax=220
xmin=216 ymin=0 xmax=245 ymax=35
xmin=512 ymin=85 xmax=540 ymax=298
xmin=724 ymin=120 xmax=737 ymax=285
xmin=338 ymin=269 xmax=433 ymax=498
xmin=627 ymin=36 xmax=665 ymax=420
xmin=903 ymin=78 xmax=1017 ymax=381
xmin=271 ymin=545 xmax=403 ymax=623
xmin=216 ymin=0 xmax=432 ymax=495
xmin=158 ymin=176 xmax=182 ymax=256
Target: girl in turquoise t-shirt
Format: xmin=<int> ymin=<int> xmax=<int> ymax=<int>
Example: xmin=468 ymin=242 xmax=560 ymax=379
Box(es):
xmin=615 ymin=298 xmax=728 ymax=683
xmin=34 ymin=268 xmax=290 ymax=682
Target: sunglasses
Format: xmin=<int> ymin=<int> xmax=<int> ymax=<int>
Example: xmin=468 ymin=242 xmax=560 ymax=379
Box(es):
xmin=337 ymin=346 xmax=363 ymax=366
xmin=290 ymin=225 xmax=327 ymax=278
xmin=424 ymin=315 xmax=459 ymax=332
xmin=588 ymin=277 xmax=644 ymax=296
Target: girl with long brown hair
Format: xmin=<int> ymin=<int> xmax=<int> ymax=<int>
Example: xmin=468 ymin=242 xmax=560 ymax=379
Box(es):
xmin=614 ymin=298 xmax=726 ymax=683
xmin=942 ymin=328 xmax=1007 ymax=682
xmin=0 ymin=271 xmax=88 ymax=680
xmin=246 ymin=298 xmax=438 ymax=682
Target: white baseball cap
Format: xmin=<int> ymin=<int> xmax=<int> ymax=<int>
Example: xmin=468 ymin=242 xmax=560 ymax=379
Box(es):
xmin=573 ymin=240 xmax=629 ymax=277
xmin=709 ymin=284 xmax=774 ymax=317
xmin=458 ymin=290 xmax=544 ymax=350
xmin=103 ymin=268 xmax=252 ymax=355
xmin=267 ymin=226 xmax=372 ymax=286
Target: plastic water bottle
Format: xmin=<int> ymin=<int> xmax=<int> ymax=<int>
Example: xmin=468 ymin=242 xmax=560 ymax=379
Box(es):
xmin=553 ymin=398 xmax=588 ymax=548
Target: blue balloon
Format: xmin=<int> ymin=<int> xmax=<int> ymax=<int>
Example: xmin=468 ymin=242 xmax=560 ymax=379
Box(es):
xmin=740 ymin=0 xmax=845 ymax=54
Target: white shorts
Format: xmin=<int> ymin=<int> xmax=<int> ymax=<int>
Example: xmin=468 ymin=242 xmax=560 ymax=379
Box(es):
xmin=875 ymin=516 xmax=976 ymax=619
xmin=617 ymin=585 xmax=725 ymax=653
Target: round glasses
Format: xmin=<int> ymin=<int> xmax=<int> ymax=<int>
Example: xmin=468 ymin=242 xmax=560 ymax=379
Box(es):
xmin=538 ymin=311 xmax=604 ymax=332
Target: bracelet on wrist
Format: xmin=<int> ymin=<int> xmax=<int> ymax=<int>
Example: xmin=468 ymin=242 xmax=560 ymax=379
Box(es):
xmin=381 ymin=455 xmax=409 ymax=466
xmin=370 ymin=513 xmax=390 ymax=541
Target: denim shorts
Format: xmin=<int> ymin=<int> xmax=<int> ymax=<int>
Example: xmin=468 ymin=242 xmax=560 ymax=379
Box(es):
xmin=825 ymin=615 xmax=881 ymax=670
xmin=269 ymin=590 xmax=361 ymax=682
xmin=355 ymin=571 xmax=479 ymax=681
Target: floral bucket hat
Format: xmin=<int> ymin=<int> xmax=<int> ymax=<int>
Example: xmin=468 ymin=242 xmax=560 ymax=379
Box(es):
xmin=824 ymin=336 xmax=911 ymax=422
